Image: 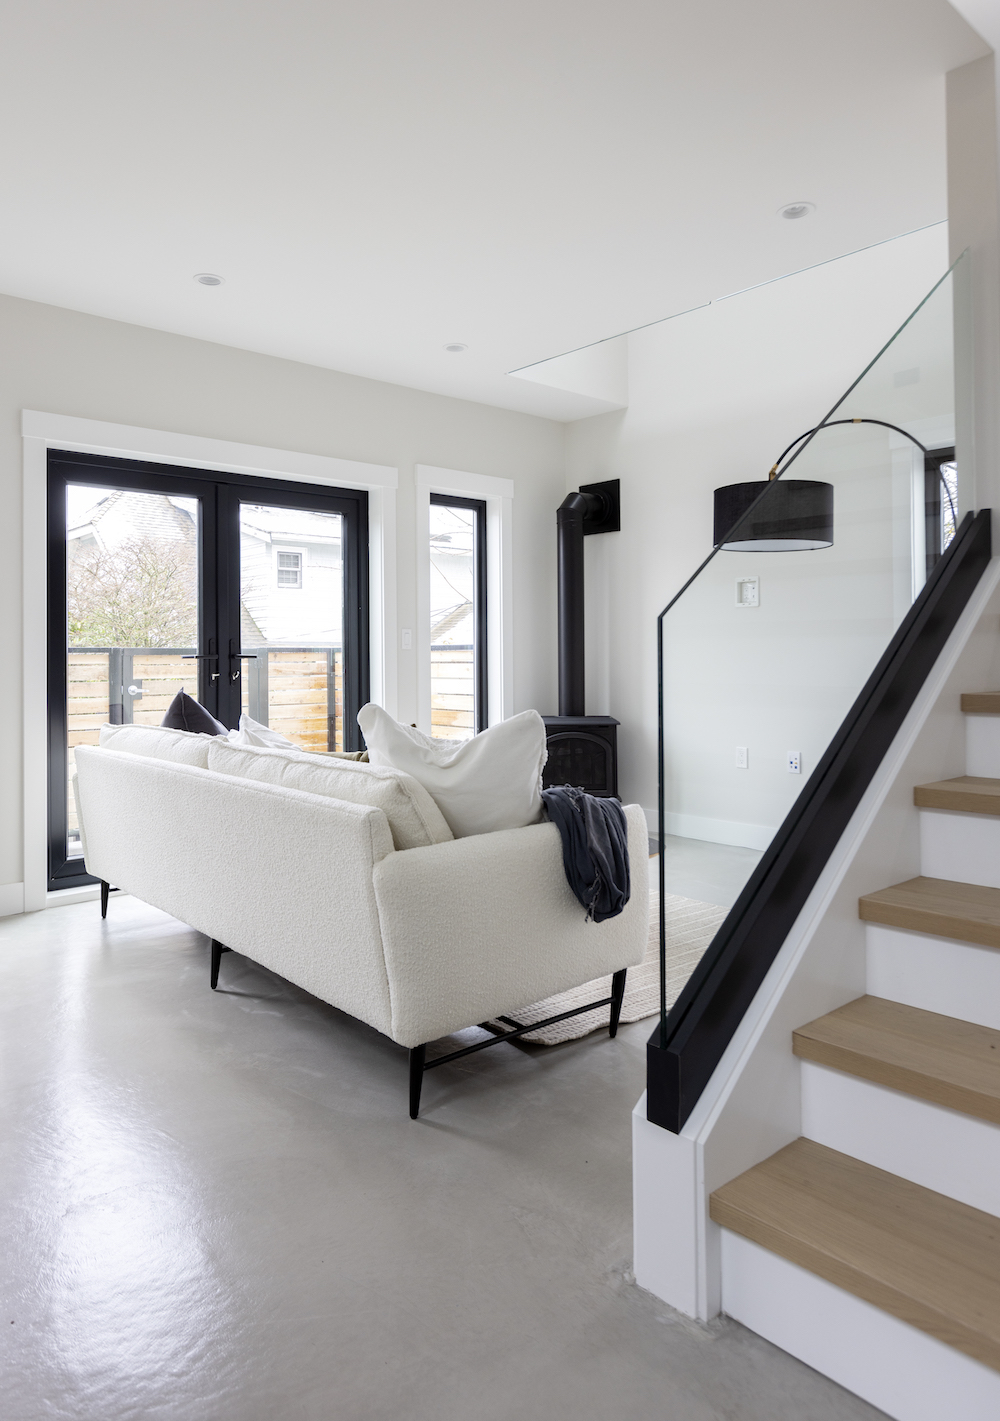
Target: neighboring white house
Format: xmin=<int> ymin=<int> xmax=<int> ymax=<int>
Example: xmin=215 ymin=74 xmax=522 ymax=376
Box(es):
xmin=239 ymin=504 xmax=343 ymax=650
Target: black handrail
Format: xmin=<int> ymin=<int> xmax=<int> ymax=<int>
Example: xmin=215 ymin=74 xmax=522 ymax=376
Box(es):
xmin=647 ymin=507 xmax=993 ymax=1133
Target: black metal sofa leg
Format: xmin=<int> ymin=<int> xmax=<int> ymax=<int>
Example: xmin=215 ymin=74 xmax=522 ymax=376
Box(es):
xmin=609 ymin=968 xmax=627 ymax=1037
xmin=100 ymin=881 xmax=109 ymax=919
xmin=210 ymin=940 xmax=231 ymax=990
xmin=409 ymin=1045 xmax=427 ymax=1119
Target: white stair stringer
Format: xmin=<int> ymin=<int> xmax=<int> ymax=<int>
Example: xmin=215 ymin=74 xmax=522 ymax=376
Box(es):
xmin=720 ymin=1230 xmax=1000 ymax=1421
xmin=866 ymin=922 xmax=1000 ymax=1032
xmin=919 ymin=807 xmax=1000 ymax=888
xmin=800 ymin=1059 xmax=1000 ymax=1217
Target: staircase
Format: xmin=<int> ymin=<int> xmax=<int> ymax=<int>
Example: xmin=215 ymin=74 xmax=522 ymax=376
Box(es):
xmin=709 ymin=692 xmax=1000 ymax=1421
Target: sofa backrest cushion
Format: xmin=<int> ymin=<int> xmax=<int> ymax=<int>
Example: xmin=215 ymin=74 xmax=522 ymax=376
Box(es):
xmin=99 ymin=723 xmax=215 ymax=768
xmin=205 ymin=739 xmax=453 ymax=851
xmin=358 ymin=703 xmax=548 ymax=839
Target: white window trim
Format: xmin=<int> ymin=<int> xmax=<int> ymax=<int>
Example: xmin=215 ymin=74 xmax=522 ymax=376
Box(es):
xmin=415 ymin=464 xmax=513 ymax=735
xmin=274 ymin=545 xmax=306 ymax=589
xmin=22 ymin=409 xmax=398 ymax=911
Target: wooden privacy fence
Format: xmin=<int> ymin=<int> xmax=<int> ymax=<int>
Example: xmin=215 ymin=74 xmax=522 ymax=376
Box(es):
xmin=242 ymin=648 xmax=343 ymax=753
xmin=430 ymin=644 xmax=474 ymax=739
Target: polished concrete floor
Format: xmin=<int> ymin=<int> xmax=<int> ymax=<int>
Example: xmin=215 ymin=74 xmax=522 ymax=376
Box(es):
xmin=0 ymin=896 xmax=886 ymax=1421
xmin=655 ymin=834 xmax=764 ymax=909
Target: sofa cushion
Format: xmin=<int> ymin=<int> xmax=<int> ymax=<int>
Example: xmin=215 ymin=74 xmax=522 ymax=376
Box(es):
xmin=99 ymin=722 xmax=216 ymax=768
xmin=227 ymin=712 xmax=295 ymax=748
xmin=206 ymin=739 xmax=452 ymax=851
xmin=161 ymin=688 xmax=227 ymax=735
xmin=357 ymin=704 xmax=547 ymax=839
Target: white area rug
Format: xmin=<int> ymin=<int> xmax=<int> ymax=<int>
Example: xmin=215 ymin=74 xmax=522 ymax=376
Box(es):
xmin=488 ymin=885 xmax=728 ymax=1046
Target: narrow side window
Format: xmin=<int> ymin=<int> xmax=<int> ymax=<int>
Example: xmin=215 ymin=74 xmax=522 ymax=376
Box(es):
xmin=429 ymin=493 xmax=487 ymax=739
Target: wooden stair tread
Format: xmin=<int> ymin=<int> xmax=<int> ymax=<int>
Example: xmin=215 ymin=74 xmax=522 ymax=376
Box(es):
xmin=961 ymin=693 xmax=1000 ymax=714
xmin=793 ymin=995 xmax=1000 ymax=1124
xmin=859 ymin=876 xmax=1000 ymax=950
xmin=710 ymin=1138 xmax=1000 ymax=1371
xmin=913 ymin=776 xmax=1000 ymax=815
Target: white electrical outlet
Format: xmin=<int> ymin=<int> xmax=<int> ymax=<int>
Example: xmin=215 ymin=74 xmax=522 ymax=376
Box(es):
xmin=736 ymin=576 xmax=759 ymax=607
xmin=735 ymin=746 xmax=748 ymax=769
xmin=401 ymin=628 xmax=413 ymax=650
xmin=787 ymin=750 xmax=801 ymax=774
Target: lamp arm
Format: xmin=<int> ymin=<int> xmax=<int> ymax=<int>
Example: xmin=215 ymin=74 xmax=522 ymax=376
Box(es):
xmin=768 ymin=417 xmax=929 ymax=478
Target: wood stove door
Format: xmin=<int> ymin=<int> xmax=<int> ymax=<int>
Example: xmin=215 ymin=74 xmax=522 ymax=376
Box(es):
xmin=542 ymin=731 xmax=616 ymax=797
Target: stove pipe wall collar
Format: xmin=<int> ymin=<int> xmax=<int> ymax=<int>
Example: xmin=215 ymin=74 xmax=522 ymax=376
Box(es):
xmin=557 ymin=479 xmax=620 ymax=717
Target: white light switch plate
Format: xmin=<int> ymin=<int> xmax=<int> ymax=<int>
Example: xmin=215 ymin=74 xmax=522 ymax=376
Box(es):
xmin=736 ymin=577 xmax=759 ymax=607
xmin=401 ymin=628 xmax=413 ymax=650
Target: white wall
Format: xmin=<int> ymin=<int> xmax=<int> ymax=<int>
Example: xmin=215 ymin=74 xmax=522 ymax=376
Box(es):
xmin=0 ymin=293 xmax=565 ymax=896
xmin=565 ymin=223 xmax=954 ymax=836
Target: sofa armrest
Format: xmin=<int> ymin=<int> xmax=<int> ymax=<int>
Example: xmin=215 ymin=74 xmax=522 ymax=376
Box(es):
xmin=372 ymin=803 xmax=649 ymax=1046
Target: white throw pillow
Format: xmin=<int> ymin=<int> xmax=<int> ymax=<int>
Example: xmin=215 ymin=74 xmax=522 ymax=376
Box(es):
xmin=206 ymin=739 xmax=453 ymax=851
xmin=227 ymin=713 xmax=296 ymax=749
xmin=98 ymin=723 xmax=215 ymax=768
xmin=357 ymin=704 xmax=547 ymax=839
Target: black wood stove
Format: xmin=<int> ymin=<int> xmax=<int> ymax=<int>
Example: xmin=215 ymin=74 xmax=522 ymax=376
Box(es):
xmin=542 ymin=479 xmax=620 ymax=799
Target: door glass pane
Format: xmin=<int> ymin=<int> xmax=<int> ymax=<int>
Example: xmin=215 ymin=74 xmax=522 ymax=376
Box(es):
xmin=66 ymin=484 xmax=200 ymax=860
xmin=239 ymin=503 xmax=344 ymax=752
xmin=429 ymin=502 xmax=478 ymax=740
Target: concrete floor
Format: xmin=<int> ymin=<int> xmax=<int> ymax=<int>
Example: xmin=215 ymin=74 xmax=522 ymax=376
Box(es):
xmin=0 ymin=896 xmax=887 ymax=1421
xmin=657 ymin=834 xmax=764 ymax=909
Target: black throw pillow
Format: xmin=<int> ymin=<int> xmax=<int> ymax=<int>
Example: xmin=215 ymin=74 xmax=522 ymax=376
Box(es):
xmin=161 ymin=689 xmax=228 ymax=736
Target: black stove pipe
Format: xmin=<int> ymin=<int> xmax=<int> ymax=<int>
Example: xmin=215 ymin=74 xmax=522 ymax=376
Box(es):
xmin=557 ymin=490 xmax=604 ymax=717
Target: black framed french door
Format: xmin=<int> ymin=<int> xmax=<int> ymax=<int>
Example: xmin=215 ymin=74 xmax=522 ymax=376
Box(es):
xmin=47 ymin=449 xmax=369 ymax=890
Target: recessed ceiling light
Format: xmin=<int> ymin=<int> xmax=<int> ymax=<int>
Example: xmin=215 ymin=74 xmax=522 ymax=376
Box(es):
xmin=778 ymin=202 xmax=815 ymax=220
xmin=444 ymin=343 xmax=468 ymax=353
xmin=194 ymin=273 xmax=224 ymax=286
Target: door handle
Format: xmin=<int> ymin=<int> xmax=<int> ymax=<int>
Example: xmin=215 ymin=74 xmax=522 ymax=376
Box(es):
xmin=229 ymin=642 xmax=257 ymax=683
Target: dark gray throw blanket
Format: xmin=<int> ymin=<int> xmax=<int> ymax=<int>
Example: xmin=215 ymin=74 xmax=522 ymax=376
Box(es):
xmin=541 ymin=786 xmax=631 ymax=923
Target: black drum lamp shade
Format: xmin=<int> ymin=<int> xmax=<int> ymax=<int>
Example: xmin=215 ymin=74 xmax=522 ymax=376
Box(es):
xmin=713 ymin=478 xmax=834 ymax=551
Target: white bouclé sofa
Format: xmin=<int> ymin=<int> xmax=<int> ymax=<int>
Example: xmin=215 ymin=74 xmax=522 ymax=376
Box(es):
xmin=73 ymin=724 xmax=649 ymax=1116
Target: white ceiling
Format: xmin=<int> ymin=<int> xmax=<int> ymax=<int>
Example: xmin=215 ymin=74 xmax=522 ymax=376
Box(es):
xmin=0 ymin=1 xmax=987 ymax=421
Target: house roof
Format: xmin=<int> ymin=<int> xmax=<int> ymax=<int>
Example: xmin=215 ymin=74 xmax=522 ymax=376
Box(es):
xmin=68 ymin=491 xmax=196 ymax=547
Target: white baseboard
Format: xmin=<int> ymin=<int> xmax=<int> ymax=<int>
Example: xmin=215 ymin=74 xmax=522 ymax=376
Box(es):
xmin=721 ymin=1230 xmax=1000 ymax=1421
xmin=0 ymin=882 xmax=25 ymax=916
xmin=643 ymin=808 xmax=775 ymax=851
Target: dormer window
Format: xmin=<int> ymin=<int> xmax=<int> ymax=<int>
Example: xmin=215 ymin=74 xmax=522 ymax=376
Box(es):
xmin=276 ymin=550 xmax=303 ymax=588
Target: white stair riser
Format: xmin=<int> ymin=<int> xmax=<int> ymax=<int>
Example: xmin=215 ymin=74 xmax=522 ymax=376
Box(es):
xmin=919 ymin=809 xmax=1000 ymax=888
xmin=800 ymin=1060 xmax=1000 ymax=1216
xmin=966 ymin=715 xmax=1000 ymax=777
xmin=720 ymin=1230 xmax=1000 ymax=1421
xmin=866 ymin=923 xmax=1000 ymax=1032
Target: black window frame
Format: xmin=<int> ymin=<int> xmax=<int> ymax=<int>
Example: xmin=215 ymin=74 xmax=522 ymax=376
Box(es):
xmin=429 ymin=492 xmax=488 ymax=735
xmin=924 ymin=445 xmax=957 ymax=576
xmin=47 ymin=449 xmax=369 ymax=891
